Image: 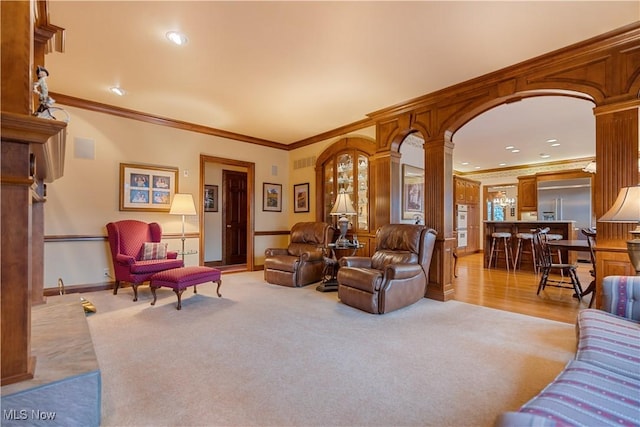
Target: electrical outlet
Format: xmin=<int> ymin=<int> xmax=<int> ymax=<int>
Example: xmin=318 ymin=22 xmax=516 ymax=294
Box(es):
xmin=103 ymin=268 xmax=110 ymax=277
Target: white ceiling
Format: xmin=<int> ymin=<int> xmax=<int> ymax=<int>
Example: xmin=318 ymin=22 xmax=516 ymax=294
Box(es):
xmin=45 ymin=1 xmax=638 ymax=171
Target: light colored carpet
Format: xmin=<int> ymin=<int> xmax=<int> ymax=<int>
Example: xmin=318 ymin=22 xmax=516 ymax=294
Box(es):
xmin=80 ymin=271 xmax=576 ymax=427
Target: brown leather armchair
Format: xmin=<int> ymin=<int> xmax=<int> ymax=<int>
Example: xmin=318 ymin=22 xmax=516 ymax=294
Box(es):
xmin=337 ymin=224 xmax=437 ymax=314
xmin=264 ymin=222 xmax=334 ymax=287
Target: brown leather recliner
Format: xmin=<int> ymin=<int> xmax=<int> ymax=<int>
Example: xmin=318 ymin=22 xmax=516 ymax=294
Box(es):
xmin=337 ymin=224 xmax=437 ymax=314
xmin=264 ymin=222 xmax=334 ymax=287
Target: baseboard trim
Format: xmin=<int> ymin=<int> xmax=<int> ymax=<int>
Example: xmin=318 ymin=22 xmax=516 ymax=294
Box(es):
xmin=43 ymin=282 xmax=114 ymax=297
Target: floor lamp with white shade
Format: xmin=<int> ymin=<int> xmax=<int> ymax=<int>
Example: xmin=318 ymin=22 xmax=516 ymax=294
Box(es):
xmin=170 ymin=193 xmax=197 ymax=261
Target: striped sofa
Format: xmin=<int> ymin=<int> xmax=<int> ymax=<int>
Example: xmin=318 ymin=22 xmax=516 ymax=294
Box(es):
xmin=496 ymin=275 xmax=640 ymax=427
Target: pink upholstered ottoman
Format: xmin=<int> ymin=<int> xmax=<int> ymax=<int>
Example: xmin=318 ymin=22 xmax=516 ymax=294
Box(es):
xmin=150 ymin=266 xmax=222 ymax=310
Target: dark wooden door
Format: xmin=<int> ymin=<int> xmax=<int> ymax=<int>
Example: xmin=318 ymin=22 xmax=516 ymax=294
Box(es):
xmin=223 ymin=170 xmax=247 ymax=265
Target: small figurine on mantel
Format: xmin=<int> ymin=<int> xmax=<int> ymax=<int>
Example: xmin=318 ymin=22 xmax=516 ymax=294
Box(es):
xmin=33 ymin=65 xmax=55 ymax=115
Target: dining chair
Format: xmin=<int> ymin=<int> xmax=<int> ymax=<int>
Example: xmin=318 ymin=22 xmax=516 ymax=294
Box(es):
xmin=581 ymin=228 xmax=597 ymax=308
xmin=532 ymin=228 xmax=583 ymax=301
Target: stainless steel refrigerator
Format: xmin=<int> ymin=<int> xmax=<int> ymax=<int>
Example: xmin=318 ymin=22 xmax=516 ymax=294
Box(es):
xmin=537 ymin=177 xmax=592 ymax=261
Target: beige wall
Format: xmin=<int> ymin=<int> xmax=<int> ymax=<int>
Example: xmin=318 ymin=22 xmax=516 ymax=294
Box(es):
xmin=44 ymin=106 xmax=289 ymax=288
xmin=43 ymin=106 xmax=376 ymax=288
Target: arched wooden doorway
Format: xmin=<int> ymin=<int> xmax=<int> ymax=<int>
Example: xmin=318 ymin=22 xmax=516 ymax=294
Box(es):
xmin=368 ymin=24 xmax=640 ymax=304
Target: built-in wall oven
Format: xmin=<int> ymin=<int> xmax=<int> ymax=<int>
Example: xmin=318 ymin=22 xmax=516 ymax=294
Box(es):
xmin=457 ymin=204 xmax=468 ymax=248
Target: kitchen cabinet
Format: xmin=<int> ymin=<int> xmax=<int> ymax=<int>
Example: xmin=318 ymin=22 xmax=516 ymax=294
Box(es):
xmin=466 ymin=181 xmax=480 ymax=204
xmin=455 ymin=178 xmax=467 ymax=203
xmin=466 ymin=204 xmax=480 ymax=254
xmin=454 ymin=176 xmax=481 ymax=255
xmin=454 ymin=176 xmax=480 ymax=205
xmin=518 ymin=176 xmax=537 ymax=215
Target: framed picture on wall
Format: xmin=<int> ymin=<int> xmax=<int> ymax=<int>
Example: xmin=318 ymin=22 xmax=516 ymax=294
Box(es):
xmin=263 ymin=182 xmax=282 ymax=212
xmin=119 ymin=163 xmax=178 ymax=212
xmin=204 ymin=184 xmax=218 ymax=212
xmin=402 ymin=164 xmax=424 ymax=219
xmin=293 ymin=183 xmax=310 ymax=213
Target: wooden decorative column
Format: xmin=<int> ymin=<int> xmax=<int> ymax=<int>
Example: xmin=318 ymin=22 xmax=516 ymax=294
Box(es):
xmin=593 ymin=102 xmax=639 ymax=306
xmin=369 ymin=150 xmax=400 ymax=230
xmin=423 ymin=136 xmax=456 ymax=301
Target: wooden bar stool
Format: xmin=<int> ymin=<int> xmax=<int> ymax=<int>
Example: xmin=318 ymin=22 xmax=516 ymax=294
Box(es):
xmin=488 ymin=232 xmax=513 ymax=271
xmin=513 ymin=232 xmax=537 ymax=272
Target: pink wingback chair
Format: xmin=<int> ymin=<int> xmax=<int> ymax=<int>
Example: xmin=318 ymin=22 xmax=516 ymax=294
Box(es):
xmin=106 ymin=220 xmax=184 ymax=301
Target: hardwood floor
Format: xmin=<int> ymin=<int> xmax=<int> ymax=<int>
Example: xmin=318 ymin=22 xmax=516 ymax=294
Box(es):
xmin=453 ymin=253 xmax=593 ymax=324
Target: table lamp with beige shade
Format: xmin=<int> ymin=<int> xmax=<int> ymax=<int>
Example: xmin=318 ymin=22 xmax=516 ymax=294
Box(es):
xmin=330 ymin=190 xmax=357 ymax=246
xmin=599 ymin=185 xmax=640 ymax=275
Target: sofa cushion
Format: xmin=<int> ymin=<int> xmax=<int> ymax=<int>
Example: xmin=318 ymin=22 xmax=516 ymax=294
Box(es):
xmin=141 ymin=242 xmax=168 ymax=260
xmin=576 ymin=308 xmax=640 ymax=382
xmin=516 ymin=359 xmax=640 ymax=427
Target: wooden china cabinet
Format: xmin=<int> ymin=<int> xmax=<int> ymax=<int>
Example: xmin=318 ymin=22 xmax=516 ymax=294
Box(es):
xmin=315 ymin=137 xmax=376 ymax=256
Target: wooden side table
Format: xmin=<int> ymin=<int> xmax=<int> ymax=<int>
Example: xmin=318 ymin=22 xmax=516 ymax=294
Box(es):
xmin=316 ymin=242 xmax=364 ymax=292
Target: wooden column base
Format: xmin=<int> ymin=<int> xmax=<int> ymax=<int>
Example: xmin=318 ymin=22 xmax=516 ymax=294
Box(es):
xmin=425 ymin=237 xmax=456 ymax=302
xmin=1 ymin=356 xmax=35 ymax=386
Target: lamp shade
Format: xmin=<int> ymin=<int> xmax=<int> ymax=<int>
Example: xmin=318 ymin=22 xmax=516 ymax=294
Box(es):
xmin=599 ymin=185 xmax=640 ymax=223
xmin=330 ymin=191 xmax=357 ymax=216
xmin=169 ymin=193 xmax=196 ymax=216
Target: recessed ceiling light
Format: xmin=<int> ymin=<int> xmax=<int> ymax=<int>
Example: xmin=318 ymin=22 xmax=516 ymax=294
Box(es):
xmin=475 ymin=166 xmax=481 ymax=169
xmin=550 ymin=143 xmax=561 ymax=147
xmin=546 ymin=139 xmax=558 ymax=143
xmin=505 ymin=146 xmax=515 ymax=150
xmin=166 ymin=31 xmax=188 ymax=45
xmin=499 ymin=162 xmax=507 ymax=166
xmin=461 ymin=162 xmax=469 ymax=166
xmin=110 ymin=86 xmax=125 ymax=96
xmin=540 ymin=153 xmax=551 ymax=158
xmin=511 ymin=149 xmax=520 ymax=153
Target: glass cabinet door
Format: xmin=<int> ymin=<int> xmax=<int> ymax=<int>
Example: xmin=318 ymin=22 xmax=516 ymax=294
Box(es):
xmin=357 ymin=154 xmax=368 ymax=231
xmin=322 ymin=149 xmax=369 ymax=234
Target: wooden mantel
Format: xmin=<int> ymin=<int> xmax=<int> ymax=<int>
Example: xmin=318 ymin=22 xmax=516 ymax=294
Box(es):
xmin=1 ymin=111 xmax=67 ymax=181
